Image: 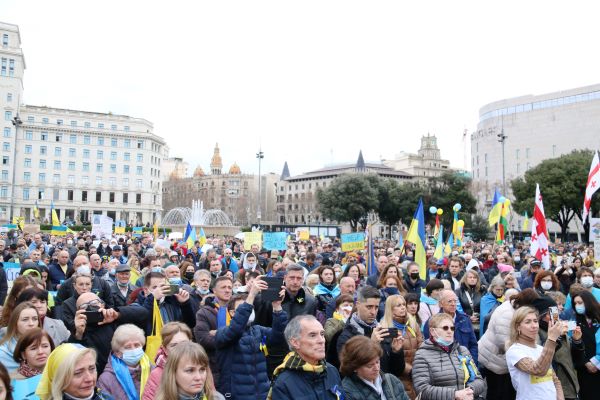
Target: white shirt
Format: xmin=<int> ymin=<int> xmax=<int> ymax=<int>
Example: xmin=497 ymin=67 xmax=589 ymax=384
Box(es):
xmin=506 ymin=343 xmax=556 ymax=400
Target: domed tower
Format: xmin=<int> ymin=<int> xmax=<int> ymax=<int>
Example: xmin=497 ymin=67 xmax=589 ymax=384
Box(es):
xmin=193 ymin=165 xmax=205 ymax=177
xmin=210 ymin=143 xmax=223 ymax=175
xmin=229 ymin=162 xmax=241 ymax=175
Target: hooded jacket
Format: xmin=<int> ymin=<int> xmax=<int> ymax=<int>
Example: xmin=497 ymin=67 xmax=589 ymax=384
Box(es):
xmin=477 ymin=300 xmax=514 ymax=374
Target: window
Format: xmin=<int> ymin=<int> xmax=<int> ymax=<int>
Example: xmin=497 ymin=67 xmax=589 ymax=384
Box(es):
xmin=110 ymin=151 xmax=117 ymax=160
xmin=82 ymin=190 xmax=88 ymax=201
xmin=1 ymin=170 xmax=7 ymax=180
xmin=69 ymin=148 xmax=76 ymax=157
xmin=25 ymin=131 xmax=33 ymax=140
xmin=23 ymin=172 xmax=30 ymax=182
xmin=123 ymin=178 xmax=129 ymax=187
xmin=70 ymin=134 xmax=77 ymax=144
xmin=27 ymin=116 xmax=34 ymax=123
xmin=0 ymin=58 xmax=5 ymax=76
xmin=54 ymin=147 xmax=62 ymax=156
xmin=22 ymin=188 xmax=29 ymax=200
xmin=111 ymin=138 xmax=117 ymax=147
xmin=110 ymin=164 xmax=116 ymax=173
xmin=136 ymin=166 xmax=143 ymax=175
xmin=97 ymin=150 xmax=103 ymax=159
xmin=55 ymin=134 xmax=62 ymax=142
xmin=111 ymin=124 xmax=117 ymax=131
xmin=4 ymin=111 xmax=12 ymax=121
xmin=2 ymin=34 xmax=7 ymax=47
xmin=38 ymin=189 xmax=44 ymax=200
xmin=96 ymin=177 xmax=102 ymax=185
xmin=53 ymin=189 xmax=60 ymax=201
xmin=82 ymin=176 xmax=89 ymax=185
xmin=97 ymin=137 xmax=104 ymax=146
xmin=98 ymin=123 xmax=104 ymax=129
xmin=124 ymin=152 xmax=130 ymax=161
xmin=52 ymin=174 xmax=60 ymax=184
xmin=25 ymin=145 xmax=32 ymax=154
xmin=68 ymin=161 xmax=75 ymax=170
xmin=136 ymin=153 xmax=143 ymax=162
xmin=96 ymin=163 xmax=103 ymax=172
xmin=6 ymin=93 xmax=11 ymax=102
xmin=40 ymin=146 xmax=47 ymax=155
xmin=2 ymin=142 xmax=9 ymax=151
xmin=82 ymin=162 xmax=89 ymax=172
xmin=84 ymin=122 xmax=91 ymax=128
xmin=0 ymin=187 xmax=7 ymax=198
xmin=2 ymin=156 xmax=7 ymax=165
xmin=57 ymin=119 xmax=63 ymax=125
xmin=137 ymin=140 xmax=144 ymax=149
xmin=24 ymin=158 xmax=31 ymax=167
xmin=124 ymin=126 xmax=130 ymax=132
xmin=136 ymin=179 xmax=143 ymax=188
xmin=68 ymin=175 xmax=75 ymax=184
xmin=68 ymin=190 xmax=74 ymax=201
xmin=70 ymin=120 xmax=77 ymax=127
xmin=109 ymin=177 xmax=116 ymax=186
xmin=54 ymin=160 xmax=61 ymax=170
xmin=3 ymin=128 xmax=10 ymax=138
xmin=83 ymin=135 xmax=90 ymax=144
xmin=8 ymin=59 xmax=14 ymax=77
xmin=123 ymin=165 xmax=130 ymax=174
xmin=124 ymin=139 xmax=131 ymax=148
xmin=96 ymin=191 xmax=102 ymax=202
xmin=83 ymin=149 xmax=90 ymax=158
xmin=38 ymin=173 xmax=46 ymax=183
xmin=39 ymin=160 xmax=46 ymax=169
xmin=123 ymin=193 xmax=128 ymax=203
xmin=136 ymin=193 xmax=141 ymax=204
xmin=109 ymin=192 xmax=115 ymax=202
xmin=42 ymin=117 xmax=49 ymax=124
xmin=41 ymin=132 xmax=48 ymax=141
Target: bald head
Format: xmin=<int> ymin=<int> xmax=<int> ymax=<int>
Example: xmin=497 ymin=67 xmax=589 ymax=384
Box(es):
xmin=58 ymin=250 xmax=70 ymax=266
xmin=165 ymin=265 xmax=180 ymax=278
xmin=439 ymin=289 xmax=458 ymax=316
xmin=76 ymin=291 xmax=100 ymax=308
xmin=339 ymin=277 xmax=356 ymax=295
xmin=73 ymin=255 xmax=89 ymax=269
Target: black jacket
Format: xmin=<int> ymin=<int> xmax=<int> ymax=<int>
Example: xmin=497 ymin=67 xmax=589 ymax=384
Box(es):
xmin=455 ymin=284 xmax=484 ymax=316
xmin=55 ymin=275 xmax=114 ymax=307
xmin=0 ymin=264 xmax=7 ymax=305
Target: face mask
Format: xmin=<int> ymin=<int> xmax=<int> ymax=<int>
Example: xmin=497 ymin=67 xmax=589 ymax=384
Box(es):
xmin=121 ymin=347 xmax=144 ymax=366
xmin=78 ymin=246 xmax=85 ymax=250
xmin=540 ymin=281 xmax=553 ymax=291
xmin=185 ymin=272 xmax=195 ymax=281
xmin=67 ymin=240 xmax=73 ymax=246
xmin=117 ymin=281 xmax=129 ymax=288
xmin=335 ymin=272 xmax=341 ymax=278
xmin=77 ymin=264 xmax=91 ymax=274
xmin=245 ymin=262 xmax=257 ymax=270
xmin=575 ymin=305 xmax=586 ymax=315
xmin=109 ymin=268 xmax=116 ymax=275
xmin=169 ymin=277 xmax=182 ymax=286
xmin=514 ymin=256 xmax=521 ymax=262
xmin=384 ymin=287 xmax=400 ymax=295
xmin=197 ymin=288 xmax=210 ymax=295
xmin=410 ymin=272 xmax=420 ymax=280
xmin=581 ymin=276 xmax=594 ymax=288
xmin=151 ymin=267 xmax=163 ymax=273
xmin=434 ymin=335 xmax=453 ymax=347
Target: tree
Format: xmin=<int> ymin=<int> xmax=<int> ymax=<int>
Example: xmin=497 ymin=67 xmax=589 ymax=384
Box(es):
xmin=316 ymin=173 xmax=380 ymax=231
xmin=426 ymin=172 xmax=477 ymax=228
xmin=511 ymin=149 xmax=600 ymax=241
xmin=468 ymin=214 xmax=491 ymax=241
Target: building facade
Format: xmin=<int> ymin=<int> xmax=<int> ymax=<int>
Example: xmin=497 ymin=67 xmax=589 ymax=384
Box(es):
xmin=275 ymin=152 xmax=412 ymax=225
xmin=472 ymin=83 xmax=600 ymax=215
xmin=163 ymin=157 xmax=189 ymax=180
xmin=162 ymin=144 xmax=278 ymax=226
xmin=0 ymin=22 xmax=166 ymax=224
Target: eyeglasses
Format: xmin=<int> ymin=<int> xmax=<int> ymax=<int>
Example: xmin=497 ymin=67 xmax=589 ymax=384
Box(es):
xmin=78 ymin=299 xmax=104 ymax=310
xmin=437 ymin=325 xmax=455 ymax=331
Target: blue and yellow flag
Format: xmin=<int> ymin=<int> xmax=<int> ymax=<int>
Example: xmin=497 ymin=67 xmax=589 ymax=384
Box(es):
xmin=198 ymin=227 xmax=207 ymax=247
xmin=51 ymin=225 xmax=67 ymax=236
xmin=406 ymin=198 xmax=427 ymax=280
xmin=433 ymin=225 xmax=444 ymax=260
xmin=366 ymin=226 xmax=376 ymax=276
xmin=33 ymin=200 xmax=40 ymax=219
xmin=488 ymin=189 xmax=502 ymax=226
xmin=186 ymin=225 xmax=198 ymax=249
xmin=216 ymin=304 xmax=231 ymax=328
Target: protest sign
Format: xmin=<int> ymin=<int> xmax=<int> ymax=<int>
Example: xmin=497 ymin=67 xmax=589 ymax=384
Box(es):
xmin=132 ymin=227 xmax=143 ymax=237
xmin=297 ymin=230 xmax=310 ymax=241
xmin=263 ymin=232 xmax=287 ymax=250
xmin=244 ymin=231 xmax=262 ymax=249
xmin=589 ymin=218 xmax=600 ymax=243
xmin=92 ymin=215 xmax=113 ymax=238
xmin=341 ymin=232 xmax=365 ymax=252
xmin=114 ymin=220 xmax=126 ymax=234
xmin=12 ymin=374 xmax=42 ymax=399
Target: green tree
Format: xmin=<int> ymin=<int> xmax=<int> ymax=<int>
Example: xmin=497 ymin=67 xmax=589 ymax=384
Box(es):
xmin=316 ymin=173 xmax=380 ymax=231
xmin=511 ymin=149 xmax=600 ymax=241
xmin=427 ymin=172 xmax=477 ymax=228
xmin=467 ymin=214 xmax=491 ymax=241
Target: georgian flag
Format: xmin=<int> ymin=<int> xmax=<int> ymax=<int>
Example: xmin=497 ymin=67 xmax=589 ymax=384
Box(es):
xmin=582 ymin=151 xmax=600 ymax=223
xmin=530 ymin=184 xmax=550 ymax=269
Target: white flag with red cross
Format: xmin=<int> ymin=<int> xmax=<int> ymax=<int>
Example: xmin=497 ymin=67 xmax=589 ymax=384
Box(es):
xmin=530 ymin=183 xmax=550 ymax=269
xmin=583 ymin=151 xmax=600 ymax=223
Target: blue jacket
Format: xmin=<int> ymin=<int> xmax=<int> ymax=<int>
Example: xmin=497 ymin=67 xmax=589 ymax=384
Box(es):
xmin=423 ymin=311 xmax=478 ymax=364
xmin=221 ymin=257 xmax=239 ymax=274
xmin=0 ymin=337 xmax=18 ymax=373
xmin=270 ymin=362 xmax=344 ymax=400
xmin=215 ymin=302 xmax=287 ymax=399
xmin=48 ymin=262 xmax=73 ymax=289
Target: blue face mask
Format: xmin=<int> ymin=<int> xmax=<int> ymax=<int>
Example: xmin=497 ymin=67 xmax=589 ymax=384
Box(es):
xmin=169 ymin=277 xmax=182 ymax=286
xmin=575 ymin=305 xmax=586 ymax=315
xmin=383 ymin=287 xmax=400 ymax=295
xmin=436 ymin=337 xmax=454 ymax=347
xmin=121 ymin=347 xmax=144 ymax=366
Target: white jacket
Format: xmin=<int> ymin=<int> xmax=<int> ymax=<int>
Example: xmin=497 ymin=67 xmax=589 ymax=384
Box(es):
xmin=477 ymin=300 xmax=514 ymax=374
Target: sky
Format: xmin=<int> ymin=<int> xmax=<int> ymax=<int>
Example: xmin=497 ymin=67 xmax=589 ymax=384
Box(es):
xmin=3 ymin=1 xmax=600 ymax=177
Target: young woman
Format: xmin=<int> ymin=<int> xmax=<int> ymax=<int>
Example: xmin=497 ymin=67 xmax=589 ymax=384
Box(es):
xmin=404 ymin=292 xmax=422 ymax=329
xmin=0 ymin=363 xmax=13 ymax=400
xmin=16 ymin=287 xmax=70 ymax=347
xmin=572 ymin=290 xmax=600 ymax=400
xmin=180 ymin=262 xmax=196 ymax=285
xmin=155 ymin=341 xmax=225 ymax=400
xmin=313 ymin=266 xmax=341 ymax=313
xmin=505 ymin=306 xmax=564 ymax=400
xmin=0 ymin=302 xmax=41 ymax=373
xmin=456 ymin=269 xmax=484 ymax=335
xmin=376 ymin=265 xmax=402 ymax=289
xmin=342 ymin=264 xmax=363 ymax=288
xmin=0 ymin=275 xmax=40 ymax=327
xmin=11 ymin=328 xmax=54 ymax=380
xmin=143 ymin=322 xmax=193 ymax=400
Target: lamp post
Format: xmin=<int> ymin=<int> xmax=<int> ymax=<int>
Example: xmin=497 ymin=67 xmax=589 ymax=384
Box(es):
xmin=256 ymin=148 xmax=264 ymax=226
xmin=10 ymin=115 xmax=22 ymax=221
xmin=497 ymin=129 xmax=508 ymax=195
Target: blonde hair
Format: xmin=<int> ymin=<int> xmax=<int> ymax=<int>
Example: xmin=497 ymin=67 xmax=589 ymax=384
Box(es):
xmin=160 ymin=322 xmax=193 ymax=348
xmin=428 ymin=313 xmax=454 ymax=330
xmin=51 ymin=347 xmax=97 ymax=400
xmin=155 ymin=342 xmax=215 ymax=400
xmin=506 ymin=306 xmax=537 ymax=349
xmin=381 ymin=294 xmax=419 ymax=334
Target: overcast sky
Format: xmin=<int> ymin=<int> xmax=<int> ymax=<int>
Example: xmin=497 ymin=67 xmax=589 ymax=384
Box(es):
xmin=4 ymin=1 xmax=600 ymax=177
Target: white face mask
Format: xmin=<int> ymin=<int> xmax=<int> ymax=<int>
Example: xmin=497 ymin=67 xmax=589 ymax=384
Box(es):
xmin=540 ymin=281 xmax=553 ymax=291
xmin=581 ymin=276 xmax=594 ymax=288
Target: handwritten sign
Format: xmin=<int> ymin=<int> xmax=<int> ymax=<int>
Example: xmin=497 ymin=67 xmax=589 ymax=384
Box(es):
xmin=244 ymin=231 xmax=262 ymax=249
xmin=263 ymin=232 xmax=287 ymax=250
xmin=341 ymin=232 xmax=365 ymax=252
xmin=92 ymin=215 xmax=113 ymax=239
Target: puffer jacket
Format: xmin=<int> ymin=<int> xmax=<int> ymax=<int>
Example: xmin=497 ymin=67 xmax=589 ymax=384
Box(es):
xmin=477 ymin=300 xmax=514 ymax=374
xmin=412 ymin=340 xmax=486 ymax=400
xmin=215 ymin=302 xmax=287 ymax=400
xmin=193 ymin=303 xmax=219 ymax=382
xmin=400 ymin=324 xmax=423 ymax=400
xmin=97 ymin=354 xmax=150 ymax=400
xmin=342 ymin=373 xmax=410 ymax=400
xmin=423 ymin=312 xmax=478 ymax=363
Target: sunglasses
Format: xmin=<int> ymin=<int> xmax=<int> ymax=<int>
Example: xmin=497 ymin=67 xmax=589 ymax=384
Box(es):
xmin=437 ymin=325 xmax=455 ymax=331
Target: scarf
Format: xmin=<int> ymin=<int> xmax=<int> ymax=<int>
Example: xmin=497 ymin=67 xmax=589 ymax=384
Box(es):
xmin=110 ymin=353 xmax=151 ymax=400
xmin=216 ymin=303 xmax=231 ymax=328
xmin=267 ymin=352 xmax=326 ymax=400
xmin=393 ymin=320 xmax=416 ymax=337
xmin=18 ymin=362 xmax=43 ymax=378
xmin=313 ymin=283 xmax=341 ymax=298
xmin=351 ymin=313 xmax=378 ymax=331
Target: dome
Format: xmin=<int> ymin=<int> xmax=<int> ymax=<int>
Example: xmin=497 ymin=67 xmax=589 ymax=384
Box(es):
xmin=193 ymin=166 xmax=205 ymax=177
xmin=228 ymin=162 xmax=241 ymax=174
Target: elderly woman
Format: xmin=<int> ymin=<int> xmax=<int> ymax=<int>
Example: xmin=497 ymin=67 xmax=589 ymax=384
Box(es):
xmin=412 ymin=313 xmax=486 ymax=400
xmin=10 ymin=328 xmax=54 ymax=380
xmin=505 ymin=306 xmax=564 ymax=400
xmin=97 ymin=324 xmax=153 ymax=400
xmin=36 ymin=344 xmax=114 ymax=400
xmin=479 ymin=276 xmax=506 ymax=336
xmin=340 ymin=335 xmax=409 ymax=400
xmin=0 ymin=302 xmax=41 ymax=373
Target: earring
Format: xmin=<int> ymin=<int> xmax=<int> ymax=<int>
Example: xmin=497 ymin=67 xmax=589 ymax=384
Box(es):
xmin=517 ymin=330 xmax=521 ymax=336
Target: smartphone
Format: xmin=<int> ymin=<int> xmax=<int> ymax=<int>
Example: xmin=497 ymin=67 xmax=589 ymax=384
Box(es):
xmin=261 ymin=277 xmax=284 ymax=302
xmin=387 ymin=327 xmax=399 ymax=339
xmin=84 ymin=310 xmax=103 ymax=324
xmin=549 ymin=306 xmax=559 ymax=324
xmin=567 ymin=320 xmax=577 ymax=331
xmin=168 ymin=284 xmax=179 ymax=296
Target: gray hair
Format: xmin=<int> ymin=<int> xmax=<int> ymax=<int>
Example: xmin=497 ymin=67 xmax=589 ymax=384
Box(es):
xmin=488 ymin=276 xmax=506 ymax=293
xmin=194 ymin=269 xmax=211 ymax=280
xmin=111 ymin=324 xmax=145 ymax=351
xmin=284 ymin=315 xmax=319 ymax=350
xmin=286 ymin=262 xmax=304 ymax=274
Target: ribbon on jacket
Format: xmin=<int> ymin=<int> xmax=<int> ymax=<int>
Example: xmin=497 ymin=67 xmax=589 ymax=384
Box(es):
xmin=457 ymin=353 xmax=479 ymax=387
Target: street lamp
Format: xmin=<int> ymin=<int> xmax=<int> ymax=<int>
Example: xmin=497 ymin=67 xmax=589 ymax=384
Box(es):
xmin=10 ymin=115 xmax=22 ymax=221
xmin=256 ymin=148 xmax=264 ymax=226
xmin=497 ymin=129 xmax=507 ymax=195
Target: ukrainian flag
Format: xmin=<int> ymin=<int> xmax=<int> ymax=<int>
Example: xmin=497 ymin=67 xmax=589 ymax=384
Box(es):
xmin=488 ymin=189 xmax=502 ymax=226
xmin=198 ymin=227 xmax=207 ymax=247
xmin=406 ymin=198 xmax=427 ymax=280
xmin=51 ymin=226 xmax=67 ymax=236
xmin=433 ymin=225 xmax=444 ymax=260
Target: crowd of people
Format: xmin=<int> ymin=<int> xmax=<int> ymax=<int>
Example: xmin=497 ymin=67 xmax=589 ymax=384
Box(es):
xmin=0 ymin=230 xmax=598 ymax=399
